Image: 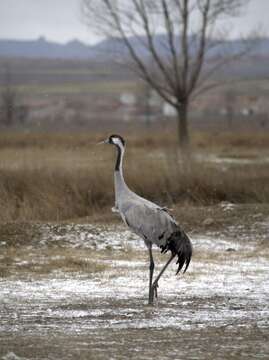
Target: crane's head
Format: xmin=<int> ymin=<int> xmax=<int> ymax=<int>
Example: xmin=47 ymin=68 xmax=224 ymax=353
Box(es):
xmin=99 ymin=134 xmax=125 ymax=148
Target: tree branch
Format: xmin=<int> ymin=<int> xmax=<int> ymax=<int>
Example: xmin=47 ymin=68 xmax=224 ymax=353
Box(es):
xmin=132 ymin=0 xmax=178 ymax=93
xmin=161 ymin=0 xmax=182 ymax=94
xmin=188 ymin=0 xmax=210 ymax=95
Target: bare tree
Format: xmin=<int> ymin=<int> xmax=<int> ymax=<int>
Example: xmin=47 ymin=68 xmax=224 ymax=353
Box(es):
xmin=82 ymin=0 xmax=253 ymax=148
xmin=0 ymin=64 xmax=17 ymax=126
xmin=0 ymin=64 xmax=28 ymax=127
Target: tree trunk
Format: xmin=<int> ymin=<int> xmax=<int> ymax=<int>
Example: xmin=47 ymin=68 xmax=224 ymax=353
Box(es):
xmin=176 ymin=102 xmax=190 ymax=149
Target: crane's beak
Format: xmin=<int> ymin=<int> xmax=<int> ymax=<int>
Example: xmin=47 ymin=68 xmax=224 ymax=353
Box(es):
xmin=97 ymin=139 xmax=109 ymax=145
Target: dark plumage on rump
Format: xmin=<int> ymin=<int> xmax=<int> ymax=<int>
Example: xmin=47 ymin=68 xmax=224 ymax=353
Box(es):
xmin=160 ymin=229 xmax=192 ymax=274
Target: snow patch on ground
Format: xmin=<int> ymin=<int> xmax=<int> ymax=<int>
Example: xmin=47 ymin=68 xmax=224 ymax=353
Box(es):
xmin=0 ymin=225 xmax=268 ymax=358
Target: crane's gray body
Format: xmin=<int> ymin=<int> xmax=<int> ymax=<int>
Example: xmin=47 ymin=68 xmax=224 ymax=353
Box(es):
xmin=115 ymin=170 xmax=177 ymax=249
xmin=113 ymin=140 xmax=192 ymax=274
xmin=101 ymin=134 xmax=192 ymax=304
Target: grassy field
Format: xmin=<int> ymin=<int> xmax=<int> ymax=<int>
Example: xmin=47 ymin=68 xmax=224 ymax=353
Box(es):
xmin=0 ymin=130 xmax=268 ymax=223
xmin=0 ymin=130 xmax=268 ymax=360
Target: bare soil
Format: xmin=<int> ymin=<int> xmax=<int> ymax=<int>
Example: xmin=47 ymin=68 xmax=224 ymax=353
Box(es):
xmin=0 ymin=203 xmax=268 ymax=359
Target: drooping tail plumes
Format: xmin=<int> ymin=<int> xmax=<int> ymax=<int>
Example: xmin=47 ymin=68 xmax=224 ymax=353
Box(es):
xmin=160 ymin=229 xmax=192 ymax=274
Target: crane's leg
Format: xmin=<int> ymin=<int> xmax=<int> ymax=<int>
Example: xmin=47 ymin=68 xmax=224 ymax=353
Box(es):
xmin=147 ymin=244 xmax=155 ymax=305
xmin=152 ymin=253 xmax=175 ymax=299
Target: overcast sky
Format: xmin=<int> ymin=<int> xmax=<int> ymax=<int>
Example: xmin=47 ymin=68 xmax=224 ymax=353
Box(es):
xmin=0 ymin=0 xmax=268 ymax=44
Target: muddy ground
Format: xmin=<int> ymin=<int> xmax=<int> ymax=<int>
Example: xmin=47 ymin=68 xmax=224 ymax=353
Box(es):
xmin=0 ymin=203 xmax=268 ymax=359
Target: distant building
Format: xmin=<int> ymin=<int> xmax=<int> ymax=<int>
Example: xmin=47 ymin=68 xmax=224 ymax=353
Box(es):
xmin=120 ymin=92 xmax=136 ymax=106
xmin=163 ymin=103 xmax=177 ymax=117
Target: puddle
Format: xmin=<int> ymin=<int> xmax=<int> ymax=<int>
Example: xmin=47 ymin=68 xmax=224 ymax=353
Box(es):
xmin=0 ymin=224 xmax=268 ymax=359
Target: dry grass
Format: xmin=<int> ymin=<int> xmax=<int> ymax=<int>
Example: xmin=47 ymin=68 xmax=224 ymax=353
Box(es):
xmin=0 ymin=246 xmax=109 ymax=277
xmin=0 ymin=131 xmax=268 ymax=222
xmin=1 ymin=130 xmax=269 ymax=150
xmin=192 ymin=131 xmax=269 ymax=150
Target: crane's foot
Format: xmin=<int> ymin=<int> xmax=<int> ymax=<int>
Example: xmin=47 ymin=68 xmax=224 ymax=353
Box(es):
xmin=148 ymin=299 xmax=154 ymax=306
xmin=148 ymin=282 xmax=159 ymax=305
xmin=152 ymin=282 xmax=159 ymax=299
xmin=148 ymin=287 xmax=154 ymax=305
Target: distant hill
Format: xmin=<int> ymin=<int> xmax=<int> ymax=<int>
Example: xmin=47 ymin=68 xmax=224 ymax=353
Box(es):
xmin=0 ymin=35 xmax=269 ymax=61
xmin=0 ymin=37 xmax=93 ymax=59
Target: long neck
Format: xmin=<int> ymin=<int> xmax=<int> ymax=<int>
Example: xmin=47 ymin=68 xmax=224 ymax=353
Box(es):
xmin=114 ymin=144 xmax=129 ymax=202
xmin=115 ymin=144 xmax=124 ymax=172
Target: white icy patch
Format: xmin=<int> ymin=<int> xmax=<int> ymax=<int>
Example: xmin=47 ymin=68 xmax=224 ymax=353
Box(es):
xmin=220 ymin=201 xmax=236 ymax=211
xmin=1 ymin=244 xmax=268 ymax=332
xmin=1 ymin=353 xmax=28 ymax=360
xmin=191 ymin=235 xmax=255 ymax=252
xmin=38 ymin=223 xmax=144 ymax=251
xmin=0 ymin=228 xmax=268 ymax=335
xmin=195 ymin=153 xmax=269 ymax=166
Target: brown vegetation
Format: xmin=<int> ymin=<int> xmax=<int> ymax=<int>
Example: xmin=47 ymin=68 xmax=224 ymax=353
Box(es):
xmin=0 ymin=246 xmax=109 ymax=278
xmin=0 ymin=131 xmax=268 ymax=222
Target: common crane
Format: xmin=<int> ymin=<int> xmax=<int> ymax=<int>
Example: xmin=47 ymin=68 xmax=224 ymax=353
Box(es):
xmin=100 ymin=134 xmax=192 ymax=305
